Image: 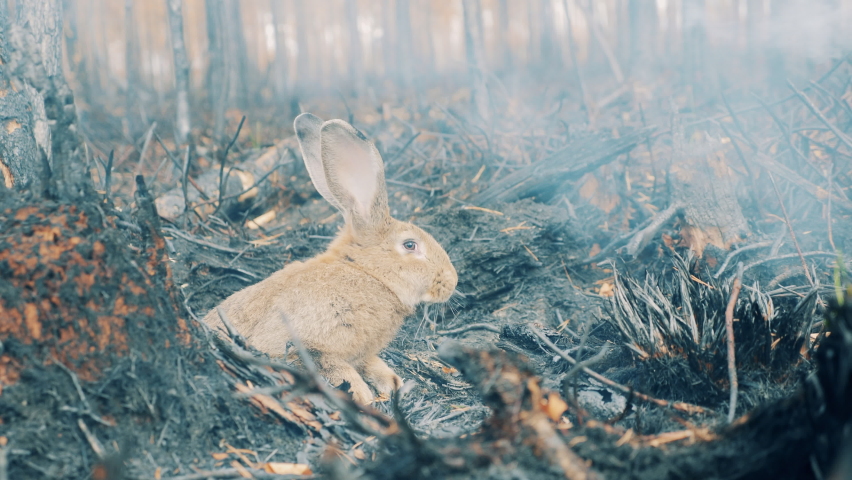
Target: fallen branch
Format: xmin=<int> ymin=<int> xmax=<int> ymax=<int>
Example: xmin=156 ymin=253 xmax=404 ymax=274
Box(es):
xmin=725 ymin=264 xmax=743 ymax=423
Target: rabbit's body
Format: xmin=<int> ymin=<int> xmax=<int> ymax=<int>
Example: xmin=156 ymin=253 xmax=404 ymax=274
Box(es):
xmin=204 ymin=114 xmax=457 ymax=404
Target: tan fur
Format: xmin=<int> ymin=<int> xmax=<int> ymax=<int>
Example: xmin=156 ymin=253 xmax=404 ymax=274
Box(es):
xmin=204 ymin=114 xmax=458 ymax=404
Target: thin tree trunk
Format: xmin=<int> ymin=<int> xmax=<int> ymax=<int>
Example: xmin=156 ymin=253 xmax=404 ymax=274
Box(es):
xmin=628 ymin=0 xmax=658 ymax=72
xmin=538 ymin=0 xmax=556 ymax=66
xmin=225 ymin=0 xmax=249 ymax=107
xmin=462 ymin=0 xmax=489 ymax=121
xmin=167 ymin=0 xmax=191 ymax=146
xmin=294 ymin=0 xmax=310 ymax=91
xmin=498 ymin=0 xmax=512 ymax=70
xmin=395 ymin=0 xmax=412 ymax=87
xmin=270 ymin=0 xmax=289 ymax=102
xmin=346 ymin=0 xmax=363 ymax=93
xmin=206 ymin=0 xmax=228 ymax=141
xmin=125 ymin=0 xmax=140 ymax=131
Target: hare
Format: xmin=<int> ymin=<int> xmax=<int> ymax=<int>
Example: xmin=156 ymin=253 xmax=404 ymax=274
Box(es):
xmin=204 ymin=113 xmax=458 ymax=404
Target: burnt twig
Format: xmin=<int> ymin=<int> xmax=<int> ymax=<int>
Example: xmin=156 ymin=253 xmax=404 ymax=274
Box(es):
xmin=214 ymin=115 xmax=246 ymax=216
xmin=528 ymin=325 xmax=709 ymax=415
xmin=788 ymin=79 xmax=852 ymax=153
xmin=725 ymin=263 xmax=743 ymax=424
xmin=437 ymin=323 xmax=501 ymax=335
xmin=768 ymin=172 xmax=815 ymax=286
xmin=134 ymin=121 xmax=157 ymax=176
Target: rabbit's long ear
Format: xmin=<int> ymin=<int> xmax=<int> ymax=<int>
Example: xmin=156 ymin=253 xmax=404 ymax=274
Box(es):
xmin=294 ymin=113 xmax=343 ymax=211
xmin=319 ymin=120 xmax=390 ymax=234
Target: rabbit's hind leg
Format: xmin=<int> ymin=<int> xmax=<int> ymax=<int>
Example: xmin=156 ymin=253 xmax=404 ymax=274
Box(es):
xmin=360 ymin=355 xmax=403 ymax=395
xmin=317 ymin=355 xmax=374 ymax=405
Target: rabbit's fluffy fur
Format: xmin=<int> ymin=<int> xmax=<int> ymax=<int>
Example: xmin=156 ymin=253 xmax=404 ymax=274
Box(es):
xmin=204 ymin=113 xmax=458 ymax=404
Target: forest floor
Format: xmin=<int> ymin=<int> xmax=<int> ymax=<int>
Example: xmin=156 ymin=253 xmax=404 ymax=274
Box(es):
xmin=3 ymin=64 xmax=852 ymax=479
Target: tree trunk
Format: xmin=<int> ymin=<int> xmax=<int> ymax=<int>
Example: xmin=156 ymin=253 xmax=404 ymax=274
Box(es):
xmin=124 ymin=0 xmax=140 ymax=132
xmin=462 ymin=0 xmax=489 ymax=121
xmin=346 ymin=0 xmax=363 ymax=93
xmin=498 ymin=0 xmax=512 ymax=71
xmin=0 ymin=0 xmax=87 ymax=198
xmin=167 ymin=0 xmax=191 ymax=145
xmin=395 ymin=0 xmax=413 ymax=87
xmin=225 ymin=0 xmax=249 ymax=107
xmin=270 ymin=0 xmax=289 ymax=102
xmin=628 ymin=0 xmax=658 ymax=73
xmin=205 ymin=0 xmax=228 ymax=141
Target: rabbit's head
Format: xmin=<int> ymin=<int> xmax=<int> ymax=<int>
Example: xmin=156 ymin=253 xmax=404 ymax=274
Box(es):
xmin=294 ymin=113 xmax=457 ymax=310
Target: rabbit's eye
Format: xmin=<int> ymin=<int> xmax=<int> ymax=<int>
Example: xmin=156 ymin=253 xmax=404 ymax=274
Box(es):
xmin=403 ymin=240 xmax=417 ymax=251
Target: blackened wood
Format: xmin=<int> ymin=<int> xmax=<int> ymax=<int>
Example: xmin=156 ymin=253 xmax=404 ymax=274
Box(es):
xmin=472 ymin=128 xmax=654 ymax=206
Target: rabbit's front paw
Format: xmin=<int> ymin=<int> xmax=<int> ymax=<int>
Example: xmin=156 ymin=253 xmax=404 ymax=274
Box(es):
xmin=361 ymin=356 xmax=403 ymax=394
xmin=348 ymin=380 xmax=375 ymax=405
xmin=319 ymin=356 xmax=375 ymax=405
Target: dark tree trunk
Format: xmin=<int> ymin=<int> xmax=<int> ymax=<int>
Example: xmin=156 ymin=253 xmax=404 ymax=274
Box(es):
xmin=167 ymin=0 xmax=191 ymax=145
xmin=0 ymin=0 xmax=87 ymax=198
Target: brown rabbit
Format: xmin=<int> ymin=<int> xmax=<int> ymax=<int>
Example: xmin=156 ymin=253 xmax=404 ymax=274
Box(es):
xmin=204 ymin=113 xmax=458 ymax=404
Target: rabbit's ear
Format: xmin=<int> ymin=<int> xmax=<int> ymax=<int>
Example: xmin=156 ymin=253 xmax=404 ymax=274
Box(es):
xmin=294 ymin=113 xmax=343 ymax=211
xmin=320 ymin=120 xmax=390 ymax=234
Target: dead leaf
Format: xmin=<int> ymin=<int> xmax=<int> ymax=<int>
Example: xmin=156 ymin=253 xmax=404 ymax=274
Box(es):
xmin=211 ymin=452 xmax=229 ymax=460
xmin=544 ymin=392 xmax=568 ymax=422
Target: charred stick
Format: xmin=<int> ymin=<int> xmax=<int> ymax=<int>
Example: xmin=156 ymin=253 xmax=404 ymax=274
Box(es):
xmin=52 ymin=356 xmax=114 ymax=426
xmin=77 ymin=419 xmax=105 ymax=458
xmin=154 ymin=132 xmax=209 ymax=201
xmin=214 ymin=115 xmax=246 ymax=216
xmin=768 ymin=172 xmax=815 ymax=286
xmin=808 ymin=80 xmax=852 ymax=125
xmin=134 ymin=121 xmax=157 ymax=177
xmin=725 ymin=263 xmax=743 ymax=424
xmin=438 ymin=323 xmax=501 ymax=335
xmin=186 ymin=164 xmax=284 ymax=211
xmin=161 ymin=227 xmax=244 ymax=254
xmin=216 ymin=307 xmax=247 ymax=348
xmin=386 ymin=131 xmax=421 ymax=165
xmin=742 ymin=251 xmax=838 ymax=275
xmin=181 ymin=145 xmax=191 ymax=225
xmin=103 ymin=150 xmax=114 ymax=198
xmin=828 ymin=164 xmax=836 ymax=252
xmin=713 ymin=241 xmax=773 ymax=279
xmin=788 ymin=80 xmax=852 ymax=153
xmin=528 ymin=325 xmax=708 ymax=415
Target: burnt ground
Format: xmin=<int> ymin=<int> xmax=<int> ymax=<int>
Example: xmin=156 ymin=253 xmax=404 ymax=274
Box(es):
xmin=3 ymin=64 xmax=852 ymax=479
